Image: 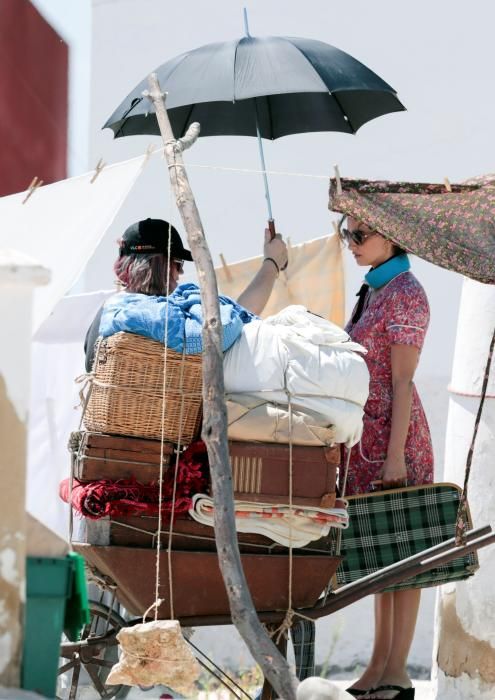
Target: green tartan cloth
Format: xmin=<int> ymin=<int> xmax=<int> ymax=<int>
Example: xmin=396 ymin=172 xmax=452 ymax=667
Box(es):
xmin=334 ymin=483 xmax=478 ymax=592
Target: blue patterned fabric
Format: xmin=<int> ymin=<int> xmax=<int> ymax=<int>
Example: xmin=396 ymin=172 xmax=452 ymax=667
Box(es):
xmin=98 ymin=283 xmax=257 ymax=354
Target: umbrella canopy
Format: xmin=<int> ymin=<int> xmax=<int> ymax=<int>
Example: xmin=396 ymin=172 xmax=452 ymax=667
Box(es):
xmin=329 ymin=177 xmax=495 ymax=284
xmin=104 ymin=36 xmax=405 ymax=139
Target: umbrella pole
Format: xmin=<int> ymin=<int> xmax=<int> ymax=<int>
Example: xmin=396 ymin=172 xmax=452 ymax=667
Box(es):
xmin=144 ymin=73 xmax=298 ymax=700
xmin=255 ymin=117 xmax=276 ymax=238
xmin=244 ymin=7 xmax=276 ymax=239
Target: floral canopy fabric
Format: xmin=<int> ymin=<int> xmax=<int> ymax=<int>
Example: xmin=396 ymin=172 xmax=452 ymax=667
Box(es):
xmin=329 ymin=175 xmax=495 ymax=284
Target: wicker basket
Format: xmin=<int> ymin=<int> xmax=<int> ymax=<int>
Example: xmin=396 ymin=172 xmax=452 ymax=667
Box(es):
xmin=84 ymin=332 xmax=202 ymax=443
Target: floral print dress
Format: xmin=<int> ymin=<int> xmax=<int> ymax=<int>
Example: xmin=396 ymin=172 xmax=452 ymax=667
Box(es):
xmin=342 ymin=270 xmax=434 ymax=496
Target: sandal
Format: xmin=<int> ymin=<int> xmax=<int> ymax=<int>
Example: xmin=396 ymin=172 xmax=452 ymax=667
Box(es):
xmin=370 ymin=684 xmax=415 ymax=699
xmin=345 ymin=689 xmax=375 ymax=698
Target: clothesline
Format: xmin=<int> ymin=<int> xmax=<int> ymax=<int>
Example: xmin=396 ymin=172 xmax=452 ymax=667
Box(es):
xmin=184 ymin=162 xmax=331 ymax=180
xmin=137 ymin=143 xmax=334 ymax=180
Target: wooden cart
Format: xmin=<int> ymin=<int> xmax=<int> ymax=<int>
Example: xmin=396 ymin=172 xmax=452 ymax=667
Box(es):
xmin=56 ymin=433 xmax=494 ymax=700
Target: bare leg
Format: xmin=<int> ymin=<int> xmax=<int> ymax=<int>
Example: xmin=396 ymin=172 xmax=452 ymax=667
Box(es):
xmin=368 ymin=588 xmax=421 ymax=698
xmin=348 ymin=593 xmax=394 ymax=692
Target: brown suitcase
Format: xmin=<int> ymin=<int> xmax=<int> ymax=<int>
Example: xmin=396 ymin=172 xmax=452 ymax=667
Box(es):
xmin=83 ymin=513 xmax=335 ymax=556
xmin=229 ymin=441 xmax=339 ymax=507
xmin=72 ymin=434 xmax=339 ymax=506
xmin=71 ymin=431 xmax=174 ymax=484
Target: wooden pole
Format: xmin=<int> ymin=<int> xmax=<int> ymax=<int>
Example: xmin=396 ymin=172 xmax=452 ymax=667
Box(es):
xmin=144 ymin=73 xmax=298 ymax=700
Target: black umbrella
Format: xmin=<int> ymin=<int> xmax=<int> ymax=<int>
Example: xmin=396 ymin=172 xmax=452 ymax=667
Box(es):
xmin=104 ymin=25 xmax=404 ymax=230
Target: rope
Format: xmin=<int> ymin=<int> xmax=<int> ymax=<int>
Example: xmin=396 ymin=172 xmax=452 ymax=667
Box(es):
xmin=68 ymin=340 xmax=105 ymax=547
xmin=288 ymin=390 xmax=294 ymax=620
xmin=340 ymin=447 xmax=352 ymax=500
xmin=333 ymin=447 xmax=352 ymax=560
xmin=109 ymin=518 xmax=338 ymax=554
xmin=165 ymin=156 xmax=331 ymax=181
xmin=150 ymin=159 xmax=175 ymax=623
xmin=75 ymin=452 xmax=171 ymax=469
xmin=319 ymin=446 xmax=352 ymax=604
xmin=166 ymin=346 xmax=188 ymax=620
xmin=265 ymin=609 xmax=316 ymax=646
xmin=75 ymin=377 xmax=201 ymax=397
xmin=269 ymin=383 xmax=296 ymax=644
xmin=455 ymin=324 xmax=495 ymax=544
xmin=163 ymin=146 xmax=185 ymax=622
xmin=227 ymin=388 xmax=365 ymax=408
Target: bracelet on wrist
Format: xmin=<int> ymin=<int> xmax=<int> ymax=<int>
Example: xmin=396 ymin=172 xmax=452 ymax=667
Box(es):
xmin=264 ymin=257 xmax=280 ymax=276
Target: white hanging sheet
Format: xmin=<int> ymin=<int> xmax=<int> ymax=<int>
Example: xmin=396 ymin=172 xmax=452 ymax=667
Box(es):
xmin=0 ymin=153 xmax=148 ymax=333
xmin=215 ymin=233 xmax=345 ymax=326
xmin=27 ymin=291 xmax=115 ymax=537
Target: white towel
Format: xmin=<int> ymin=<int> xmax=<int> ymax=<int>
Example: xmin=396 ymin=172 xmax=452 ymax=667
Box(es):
xmin=189 ymin=494 xmax=348 ymax=548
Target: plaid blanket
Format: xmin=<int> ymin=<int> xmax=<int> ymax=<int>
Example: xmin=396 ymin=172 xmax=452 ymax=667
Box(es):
xmin=333 ymin=483 xmax=478 ymax=591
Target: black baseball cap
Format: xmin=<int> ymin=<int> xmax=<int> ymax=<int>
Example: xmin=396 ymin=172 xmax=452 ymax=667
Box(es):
xmin=119 ymin=218 xmax=193 ymax=260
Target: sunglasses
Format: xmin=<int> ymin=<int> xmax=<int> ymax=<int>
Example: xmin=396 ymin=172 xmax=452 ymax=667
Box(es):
xmin=339 ymin=227 xmax=377 ymax=246
xmin=172 ymin=259 xmax=184 ymax=273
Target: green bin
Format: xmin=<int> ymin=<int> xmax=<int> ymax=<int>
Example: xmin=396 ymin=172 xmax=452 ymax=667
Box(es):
xmin=22 ymin=554 xmax=89 ymax=698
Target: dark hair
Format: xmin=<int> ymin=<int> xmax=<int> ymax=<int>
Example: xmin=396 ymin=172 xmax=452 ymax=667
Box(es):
xmin=113 ymin=247 xmax=173 ymax=296
xmin=338 ymin=215 xmax=407 ymax=256
xmin=392 ymin=243 xmax=407 ymax=256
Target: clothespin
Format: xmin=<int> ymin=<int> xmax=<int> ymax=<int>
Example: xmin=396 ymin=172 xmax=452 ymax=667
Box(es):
xmin=90 ymin=158 xmax=106 ymax=184
xmin=22 ymin=176 xmax=44 ymax=204
xmin=219 ymin=253 xmax=233 ymax=282
xmin=334 ymin=164 xmax=343 ymax=195
xmin=284 ymin=236 xmax=292 ymax=272
xmin=444 ymin=177 xmax=452 ymax=193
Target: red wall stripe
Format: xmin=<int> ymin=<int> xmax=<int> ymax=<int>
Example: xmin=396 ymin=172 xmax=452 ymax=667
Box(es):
xmin=0 ymin=0 xmax=68 ymax=196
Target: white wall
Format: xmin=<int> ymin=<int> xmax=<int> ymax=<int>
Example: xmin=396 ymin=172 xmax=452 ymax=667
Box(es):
xmin=80 ymin=0 xmax=494 ymax=675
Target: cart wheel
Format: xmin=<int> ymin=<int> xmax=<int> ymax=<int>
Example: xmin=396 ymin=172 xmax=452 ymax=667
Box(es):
xmin=58 ymin=601 xmax=130 ymax=699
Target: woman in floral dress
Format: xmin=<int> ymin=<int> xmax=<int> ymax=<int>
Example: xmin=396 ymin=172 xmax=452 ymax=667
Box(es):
xmin=342 ymin=217 xmax=433 ymax=700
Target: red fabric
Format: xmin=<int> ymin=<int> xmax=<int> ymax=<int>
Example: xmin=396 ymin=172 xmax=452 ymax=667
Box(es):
xmin=60 ymin=441 xmax=209 ymax=520
xmin=342 ymin=272 xmax=434 ymax=496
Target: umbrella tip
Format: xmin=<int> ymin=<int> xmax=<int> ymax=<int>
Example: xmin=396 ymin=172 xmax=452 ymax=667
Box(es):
xmin=243 ymin=7 xmax=251 ymax=37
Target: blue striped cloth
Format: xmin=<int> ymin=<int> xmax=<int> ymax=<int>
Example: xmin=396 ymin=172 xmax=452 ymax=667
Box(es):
xmin=99 ymin=283 xmax=256 ymax=354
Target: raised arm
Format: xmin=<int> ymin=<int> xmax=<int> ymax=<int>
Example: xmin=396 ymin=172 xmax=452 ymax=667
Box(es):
xmin=237 ymin=230 xmax=288 ymax=315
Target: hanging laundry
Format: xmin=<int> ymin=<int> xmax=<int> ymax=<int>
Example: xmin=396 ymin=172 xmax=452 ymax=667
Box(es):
xmin=0 ymin=151 xmax=149 ymax=334
xmin=216 ymin=233 xmax=345 ymax=326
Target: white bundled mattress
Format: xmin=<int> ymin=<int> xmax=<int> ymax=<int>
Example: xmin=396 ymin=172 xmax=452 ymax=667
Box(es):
xmin=223 ymin=306 xmax=369 ymax=447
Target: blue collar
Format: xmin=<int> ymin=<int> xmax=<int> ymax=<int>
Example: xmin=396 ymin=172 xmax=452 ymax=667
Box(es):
xmin=365 ymin=254 xmax=410 ymax=289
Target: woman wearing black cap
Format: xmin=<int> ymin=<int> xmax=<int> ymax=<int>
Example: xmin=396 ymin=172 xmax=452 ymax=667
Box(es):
xmin=84 ymin=218 xmax=287 ymax=370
